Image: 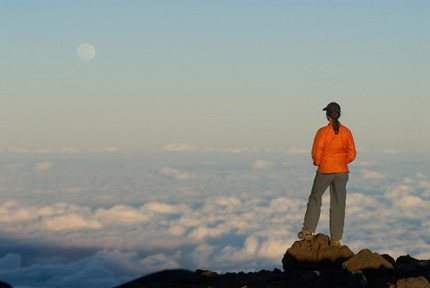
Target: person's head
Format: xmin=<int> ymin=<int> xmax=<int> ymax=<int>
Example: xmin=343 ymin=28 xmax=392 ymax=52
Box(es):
xmin=323 ymin=102 xmax=341 ymax=134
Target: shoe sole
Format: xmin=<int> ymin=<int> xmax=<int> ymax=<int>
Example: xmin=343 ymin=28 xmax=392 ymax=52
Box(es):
xmin=298 ymin=232 xmax=316 ymax=241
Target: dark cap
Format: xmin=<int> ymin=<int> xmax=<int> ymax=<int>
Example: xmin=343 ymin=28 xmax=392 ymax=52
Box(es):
xmin=323 ymin=102 xmax=341 ymax=112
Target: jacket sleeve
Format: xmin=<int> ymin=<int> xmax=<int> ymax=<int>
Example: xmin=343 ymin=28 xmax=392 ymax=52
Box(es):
xmin=346 ymin=130 xmax=357 ymax=164
xmin=311 ymin=129 xmax=324 ymax=166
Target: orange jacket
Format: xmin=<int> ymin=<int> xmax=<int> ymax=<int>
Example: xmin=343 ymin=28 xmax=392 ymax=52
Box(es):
xmin=312 ymin=121 xmax=356 ymax=173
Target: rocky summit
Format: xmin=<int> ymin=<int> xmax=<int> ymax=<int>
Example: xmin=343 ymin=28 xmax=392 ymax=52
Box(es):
xmin=111 ymin=233 xmax=430 ymax=288
xmin=282 ymin=233 xmax=354 ymax=271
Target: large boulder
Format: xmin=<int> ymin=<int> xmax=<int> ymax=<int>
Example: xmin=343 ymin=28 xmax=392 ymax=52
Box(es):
xmin=390 ymin=276 xmax=430 ymax=288
xmin=282 ymin=233 xmax=354 ymax=271
xmin=342 ymin=249 xmax=394 ymax=276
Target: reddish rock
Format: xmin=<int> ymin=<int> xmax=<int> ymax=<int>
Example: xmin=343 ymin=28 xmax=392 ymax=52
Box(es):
xmin=342 ymin=249 xmax=394 ymax=275
xmin=282 ymin=233 xmax=354 ymax=271
xmin=394 ymin=276 xmax=430 ymax=288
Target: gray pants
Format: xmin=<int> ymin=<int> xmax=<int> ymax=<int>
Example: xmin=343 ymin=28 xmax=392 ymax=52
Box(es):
xmin=303 ymin=172 xmax=349 ymax=241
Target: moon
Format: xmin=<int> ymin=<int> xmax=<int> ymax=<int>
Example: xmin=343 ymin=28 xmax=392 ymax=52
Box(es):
xmin=77 ymin=43 xmax=96 ymax=61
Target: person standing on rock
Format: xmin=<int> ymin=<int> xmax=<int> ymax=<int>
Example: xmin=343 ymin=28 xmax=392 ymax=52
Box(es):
xmin=298 ymin=102 xmax=356 ymax=247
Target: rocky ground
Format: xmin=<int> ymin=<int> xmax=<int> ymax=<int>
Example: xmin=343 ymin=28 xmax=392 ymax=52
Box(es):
xmin=114 ymin=234 xmax=430 ymax=288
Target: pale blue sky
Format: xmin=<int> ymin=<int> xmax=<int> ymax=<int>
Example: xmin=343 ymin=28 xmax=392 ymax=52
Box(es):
xmin=1 ymin=1 xmax=429 ymax=152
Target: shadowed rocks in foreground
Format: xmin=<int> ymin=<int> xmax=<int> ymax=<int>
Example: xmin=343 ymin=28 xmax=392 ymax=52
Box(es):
xmin=113 ymin=234 xmax=430 ymax=288
xmin=115 ymin=269 xmax=196 ymax=288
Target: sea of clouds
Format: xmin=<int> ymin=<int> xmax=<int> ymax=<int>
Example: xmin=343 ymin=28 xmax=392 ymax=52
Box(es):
xmin=0 ymin=147 xmax=429 ymax=288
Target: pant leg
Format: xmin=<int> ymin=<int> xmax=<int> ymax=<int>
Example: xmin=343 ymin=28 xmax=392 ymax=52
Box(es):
xmin=303 ymin=172 xmax=335 ymax=233
xmin=329 ymin=172 xmax=349 ymax=240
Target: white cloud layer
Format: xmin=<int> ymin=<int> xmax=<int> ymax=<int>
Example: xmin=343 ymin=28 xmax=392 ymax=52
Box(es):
xmin=360 ymin=169 xmax=386 ymax=179
xmin=33 ymin=162 xmax=54 ymax=171
xmin=159 ymin=167 xmax=196 ymax=180
xmin=252 ymin=160 xmax=275 ymax=169
xmin=0 ymin=152 xmax=428 ymax=288
xmin=288 ymin=147 xmax=308 ymax=154
xmin=7 ymin=146 xmax=29 ymax=153
xmin=61 ymin=147 xmax=81 ymax=154
xmin=383 ymin=148 xmax=398 ymax=154
xmin=161 ymin=143 xmax=198 ymax=152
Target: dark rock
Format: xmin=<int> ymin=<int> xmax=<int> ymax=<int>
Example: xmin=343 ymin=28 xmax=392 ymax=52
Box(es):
xmin=345 ymin=270 xmax=368 ymax=288
xmin=397 ymin=255 xmax=419 ymax=265
xmin=395 ymin=258 xmax=430 ymax=278
xmin=282 ymin=233 xmax=354 ymax=271
xmin=342 ymin=249 xmax=394 ymax=277
xmin=382 ymin=254 xmax=396 ymax=266
xmin=0 ymin=281 xmax=12 ymax=288
xmin=195 ymin=269 xmax=219 ymax=279
xmin=298 ymin=270 xmax=320 ymax=283
xmin=395 ymin=276 xmax=430 ymax=288
xmin=113 ymin=269 xmax=196 ymax=288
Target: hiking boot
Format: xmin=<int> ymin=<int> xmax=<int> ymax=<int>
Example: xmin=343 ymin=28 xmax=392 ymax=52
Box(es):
xmin=330 ymin=240 xmax=341 ymax=247
xmin=297 ymin=229 xmax=314 ymax=240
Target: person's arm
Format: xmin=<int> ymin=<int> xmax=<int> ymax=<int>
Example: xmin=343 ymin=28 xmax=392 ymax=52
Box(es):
xmin=346 ymin=130 xmax=356 ymax=164
xmin=311 ymin=129 xmax=324 ymax=166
